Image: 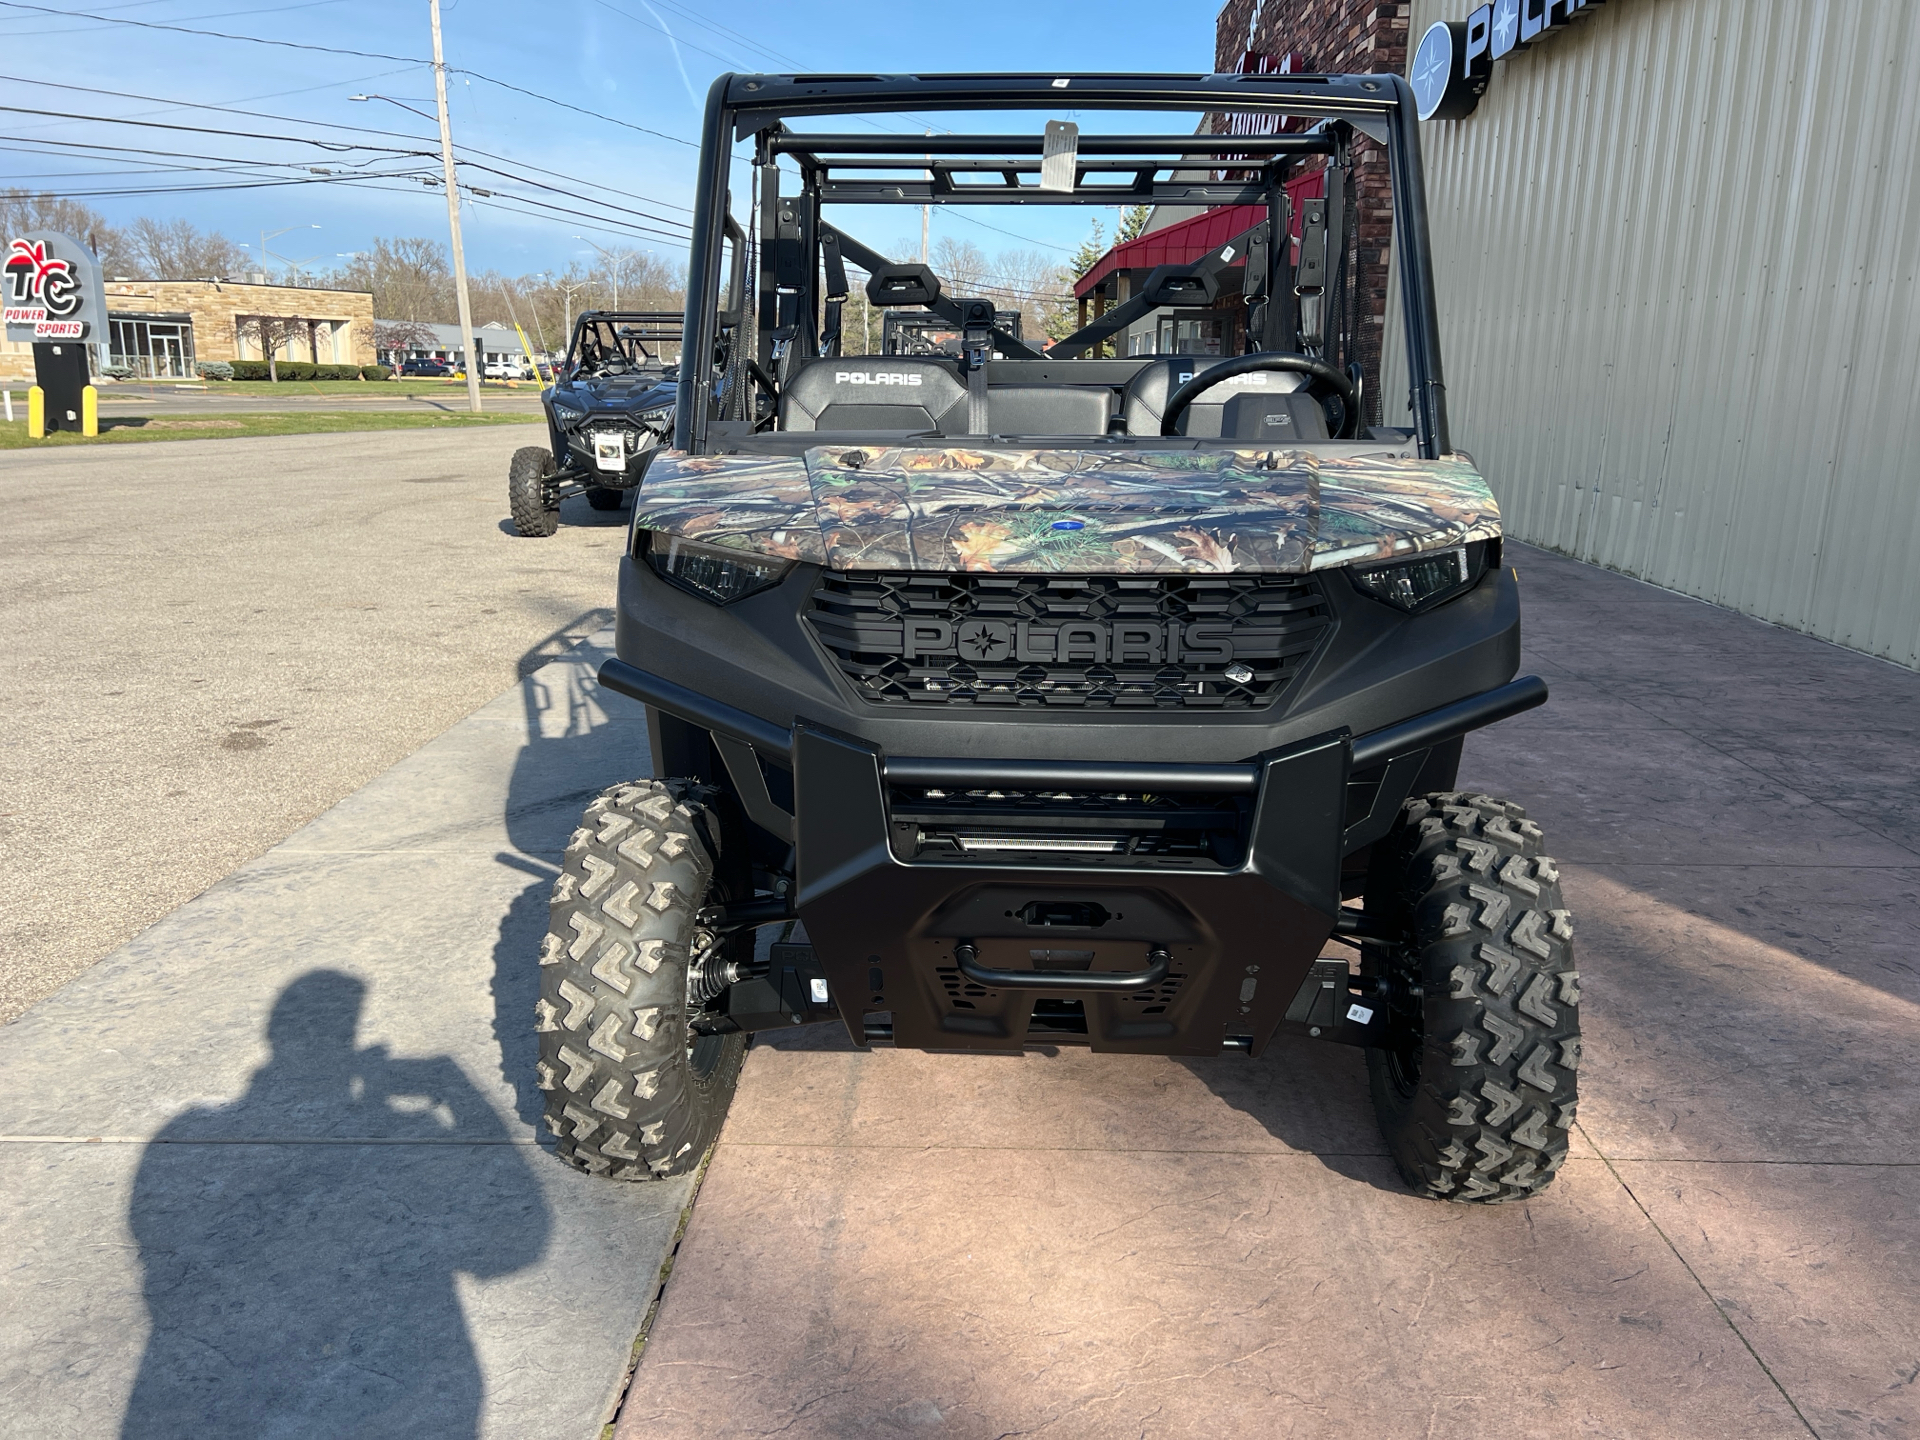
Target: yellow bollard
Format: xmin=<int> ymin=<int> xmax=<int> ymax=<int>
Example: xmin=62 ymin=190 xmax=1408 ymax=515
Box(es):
xmin=81 ymin=385 xmax=98 ymax=437
xmin=27 ymin=385 xmax=45 ymax=439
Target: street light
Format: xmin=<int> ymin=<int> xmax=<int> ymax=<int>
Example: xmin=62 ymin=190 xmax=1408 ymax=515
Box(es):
xmin=242 ymin=224 xmax=320 ymax=279
xmin=349 ymin=93 xmax=436 ymax=122
xmin=574 ymin=234 xmax=633 ymax=310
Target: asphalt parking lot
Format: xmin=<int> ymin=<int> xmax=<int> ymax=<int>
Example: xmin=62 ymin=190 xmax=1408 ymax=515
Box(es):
xmin=0 ymin=423 xmax=608 ymax=1020
xmin=0 ymin=431 xmax=1914 ymax=1437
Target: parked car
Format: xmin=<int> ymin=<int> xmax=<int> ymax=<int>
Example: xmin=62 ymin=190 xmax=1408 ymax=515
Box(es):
xmin=400 ymin=358 xmax=452 ymax=376
xmin=484 ymin=359 xmax=532 ymax=380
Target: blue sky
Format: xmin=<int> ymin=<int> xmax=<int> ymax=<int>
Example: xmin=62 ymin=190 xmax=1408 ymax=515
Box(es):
xmin=0 ymin=0 xmax=1224 ymax=277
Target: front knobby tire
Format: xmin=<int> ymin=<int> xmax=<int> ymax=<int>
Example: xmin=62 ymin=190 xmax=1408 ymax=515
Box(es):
xmin=1363 ymin=791 xmax=1580 ymax=1203
xmin=536 ymin=780 xmax=747 ymax=1179
xmin=508 ymin=446 xmax=560 ymax=537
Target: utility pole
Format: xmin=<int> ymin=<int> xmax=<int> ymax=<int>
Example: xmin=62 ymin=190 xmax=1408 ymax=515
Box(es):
xmin=921 ymin=130 xmax=932 ymax=264
xmin=430 ymin=0 xmax=482 ymax=414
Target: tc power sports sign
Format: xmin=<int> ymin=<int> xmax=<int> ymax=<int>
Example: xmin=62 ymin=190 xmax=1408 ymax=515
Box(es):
xmin=3 ymin=231 xmax=107 ymax=343
xmin=1411 ymin=0 xmax=1614 ymax=121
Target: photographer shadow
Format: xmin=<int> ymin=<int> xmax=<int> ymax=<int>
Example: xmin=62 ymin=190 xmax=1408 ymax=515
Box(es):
xmin=122 ymin=971 xmax=549 ymax=1439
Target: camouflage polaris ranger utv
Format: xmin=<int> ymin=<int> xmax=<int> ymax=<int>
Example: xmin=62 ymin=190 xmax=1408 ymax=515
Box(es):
xmin=535 ymin=71 xmax=1578 ymax=1204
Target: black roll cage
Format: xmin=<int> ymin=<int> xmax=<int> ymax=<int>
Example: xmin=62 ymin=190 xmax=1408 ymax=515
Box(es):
xmin=566 ymin=309 xmax=684 ymax=375
xmin=676 ymin=72 xmax=1450 ymax=458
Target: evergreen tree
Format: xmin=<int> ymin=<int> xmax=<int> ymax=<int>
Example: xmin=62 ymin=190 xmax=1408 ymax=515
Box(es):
xmin=1068 ymin=217 xmax=1108 ymax=280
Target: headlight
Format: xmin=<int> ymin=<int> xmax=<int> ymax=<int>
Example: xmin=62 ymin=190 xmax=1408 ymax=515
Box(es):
xmin=638 ymin=404 xmax=673 ymax=429
xmin=1348 ymin=539 xmax=1496 ymax=613
xmin=644 ymin=531 xmax=793 ymax=605
xmin=551 ymin=401 xmax=585 ymax=424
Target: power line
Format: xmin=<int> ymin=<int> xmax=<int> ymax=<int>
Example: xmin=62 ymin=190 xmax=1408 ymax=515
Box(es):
xmin=945 ymin=209 xmax=1072 ymax=254
xmin=0 ymin=1 xmax=723 ymax=153
xmin=454 ymin=71 xmax=700 ymax=150
xmin=0 ymin=73 xmax=699 ymax=212
xmin=0 ymin=102 xmax=696 ymax=232
xmin=0 ymin=0 xmax=422 ymax=60
xmin=0 ymin=0 xmax=351 ymax=39
xmin=0 ymin=102 xmax=432 ymax=155
xmin=0 ymin=71 xmax=443 ymax=146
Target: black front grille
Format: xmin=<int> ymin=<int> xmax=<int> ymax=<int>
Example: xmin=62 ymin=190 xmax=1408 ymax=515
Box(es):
xmin=807 ymin=571 xmax=1332 ymax=709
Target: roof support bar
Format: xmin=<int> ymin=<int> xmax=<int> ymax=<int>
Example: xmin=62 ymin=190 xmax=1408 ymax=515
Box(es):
xmin=819 ymin=222 xmax=1046 ymax=360
xmin=1049 ymin=221 xmax=1267 ymax=360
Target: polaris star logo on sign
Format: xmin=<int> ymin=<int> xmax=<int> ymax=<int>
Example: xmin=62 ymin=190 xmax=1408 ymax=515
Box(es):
xmin=835 ymin=371 xmax=924 ymax=386
xmin=1412 ymin=0 xmax=1610 ymax=122
xmin=3 ymin=231 xmax=106 ymax=342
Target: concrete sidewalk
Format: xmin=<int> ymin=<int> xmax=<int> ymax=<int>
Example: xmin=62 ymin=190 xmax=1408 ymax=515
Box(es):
xmin=0 ymin=634 xmax=678 ymax=1437
xmin=618 ymin=547 xmax=1920 ymax=1439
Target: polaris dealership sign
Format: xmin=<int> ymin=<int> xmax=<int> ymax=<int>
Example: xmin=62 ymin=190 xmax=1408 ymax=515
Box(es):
xmin=1411 ymin=0 xmax=1611 ymax=121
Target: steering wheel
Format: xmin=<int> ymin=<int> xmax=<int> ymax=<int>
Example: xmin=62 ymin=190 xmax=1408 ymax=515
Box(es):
xmin=1159 ymin=352 xmax=1362 ymax=439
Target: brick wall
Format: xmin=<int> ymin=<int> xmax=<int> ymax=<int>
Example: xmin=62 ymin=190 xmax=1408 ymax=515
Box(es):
xmin=1215 ymin=0 xmax=1410 ymax=425
xmin=1 ymin=279 xmax=375 ymax=382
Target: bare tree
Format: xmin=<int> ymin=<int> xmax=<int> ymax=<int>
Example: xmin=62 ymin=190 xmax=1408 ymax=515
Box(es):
xmin=374 ymin=319 xmax=437 ymax=364
xmin=0 ymin=189 xmax=128 ymax=273
xmin=124 ymin=217 xmax=247 ymax=279
xmin=930 ymin=236 xmax=991 ymax=295
xmin=234 ymin=313 xmax=308 ymax=382
xmin=324 ymin=236 xmax=454 ymax=322
xmin=987 ymin=248 xmax=1075 ymax=344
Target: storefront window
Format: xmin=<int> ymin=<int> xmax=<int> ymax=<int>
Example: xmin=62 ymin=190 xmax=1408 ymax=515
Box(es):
xmin=109 ymin=318 xmax=197 ymax=378
xmin=1154 ymin=313 xmax=1226 ymax=357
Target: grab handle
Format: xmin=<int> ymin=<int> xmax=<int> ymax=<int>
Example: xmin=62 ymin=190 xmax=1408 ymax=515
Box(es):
xmin=953 ymin=941 xmax=1170 ymax=993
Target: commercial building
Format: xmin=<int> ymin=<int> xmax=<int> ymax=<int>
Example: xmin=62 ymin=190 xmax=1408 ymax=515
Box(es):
xmin=0 ymin=278 xmax=375 ymax=382
xmin=376 ymin=320 xmax=541 ymax=371
xmin=1207 ymin=0 xmax=1919 ymax=668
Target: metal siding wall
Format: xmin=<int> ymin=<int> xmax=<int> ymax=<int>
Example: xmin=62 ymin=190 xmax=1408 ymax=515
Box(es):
xmin=1382 ymin=0 xmax=1920 ymax=668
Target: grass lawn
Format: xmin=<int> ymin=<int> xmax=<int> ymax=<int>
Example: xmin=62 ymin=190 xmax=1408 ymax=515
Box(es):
xmin=89 ymin=378 xmax=542 ymax=400
xmin=0 ymin=411 xmax=540 ymax=448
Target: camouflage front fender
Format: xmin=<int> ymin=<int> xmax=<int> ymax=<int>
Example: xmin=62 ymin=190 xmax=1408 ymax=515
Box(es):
xmin=633 ymin=445 xmax=1501 ymax=575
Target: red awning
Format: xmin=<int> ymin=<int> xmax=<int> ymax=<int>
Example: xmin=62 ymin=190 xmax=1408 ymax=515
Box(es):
xmin=1071 ymin=173 xmax=1326 ymax=300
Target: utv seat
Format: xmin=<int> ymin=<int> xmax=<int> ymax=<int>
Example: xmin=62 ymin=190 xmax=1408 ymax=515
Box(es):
xmin=779 ymin=356 xmax=968 ymax=433
xmin=1120 ymin=357 xmax=1329 ymax=442
xmin=984 ymin=385 xmax=1112 ymax=437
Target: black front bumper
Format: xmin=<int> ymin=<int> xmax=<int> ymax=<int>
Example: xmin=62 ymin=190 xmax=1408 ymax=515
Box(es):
xmin=788 ymin=719 xmax=1348 ymax=1055
xmin=600 ymin=658 xmax=1546 ymax=1056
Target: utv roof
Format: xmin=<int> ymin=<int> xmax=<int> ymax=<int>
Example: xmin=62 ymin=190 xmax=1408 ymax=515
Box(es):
xmin=719 ymin=71 xmax=1409 ymax=135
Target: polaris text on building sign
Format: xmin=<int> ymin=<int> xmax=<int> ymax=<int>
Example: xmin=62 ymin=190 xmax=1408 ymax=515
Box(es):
xmin=1411 ymin=0 xmax=1611 ymax=122
xmin=3 ymin=231 xmax=107 ymax=343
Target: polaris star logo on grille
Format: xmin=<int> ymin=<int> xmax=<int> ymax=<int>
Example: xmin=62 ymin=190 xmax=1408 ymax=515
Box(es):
xmin=834 ymin=371 xmax=923 ymax=386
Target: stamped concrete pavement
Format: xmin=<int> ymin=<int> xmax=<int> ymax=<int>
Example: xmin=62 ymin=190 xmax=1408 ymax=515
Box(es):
xmin=617 ymin=546 xmax=1920 ymax=1439
xmin=0 ymin=633 xmax=684 ymax=1437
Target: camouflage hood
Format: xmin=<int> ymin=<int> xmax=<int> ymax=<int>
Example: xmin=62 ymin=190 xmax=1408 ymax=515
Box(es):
xmin=635 ymin=445 xmax=1500 ymax=574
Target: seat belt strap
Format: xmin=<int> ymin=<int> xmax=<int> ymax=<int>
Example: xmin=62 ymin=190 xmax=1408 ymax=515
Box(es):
xmin=967 ymin=362 xmax=989 ymax=435
xmin=818 ymin=232 xmax=848 ymax=359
